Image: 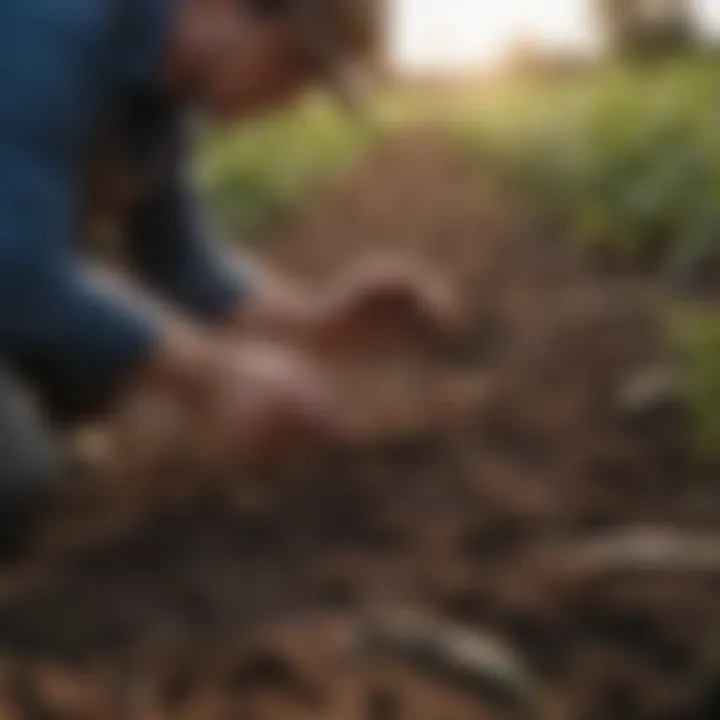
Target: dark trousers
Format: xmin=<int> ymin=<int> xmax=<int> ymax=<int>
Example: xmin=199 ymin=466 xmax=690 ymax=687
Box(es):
xmin=0 ymin=363 xmax=61 ymax=556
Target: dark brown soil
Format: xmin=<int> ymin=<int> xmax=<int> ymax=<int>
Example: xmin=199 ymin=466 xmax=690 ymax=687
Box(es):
xmin=0 ymin=132 xmax=718 ymax=720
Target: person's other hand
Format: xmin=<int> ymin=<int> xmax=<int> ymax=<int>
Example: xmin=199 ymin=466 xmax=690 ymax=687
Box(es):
xmin=310 ymin=254 xmax=459 ymax=360
xmin=90 ymin=328 xmax=352 ymax=489
xmin=201 ymin=340 xmax=350 ymax=466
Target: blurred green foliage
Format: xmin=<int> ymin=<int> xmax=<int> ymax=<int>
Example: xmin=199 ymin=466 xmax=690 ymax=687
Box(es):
xmin=670 ymin=305 xmax=720 ymax=465
xmin=198 ymin=96 xmax=381 ymax=234
xmin=451 ymin=58 xmax=720 ymax=274
xmin=202 ymin=59 xmax=720 ymax=275
xmin=197 ymin=91 xmax=425 ymax=234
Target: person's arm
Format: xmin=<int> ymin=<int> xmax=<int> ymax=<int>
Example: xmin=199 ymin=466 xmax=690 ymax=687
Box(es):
xmin=0 ymin=142 xmax=171 ymax=412
xmin=125 ymin=119 xmax=252 ymax=325
xmin=124 ymin=119 xmax=457 ymax=364
xmin=0 ymin=2 xmax=218 ymax=418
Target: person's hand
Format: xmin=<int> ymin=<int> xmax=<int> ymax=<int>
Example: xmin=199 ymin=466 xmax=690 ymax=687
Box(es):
xmin=82 ymin=326 xmax=352 ymax=492
xmin=199 ymin=340 xmax=351 ymax=466
xmin=230 ymin=250 xmax=460 ymax=363
xmin=309 ymin=254 xmax=459 ymax=360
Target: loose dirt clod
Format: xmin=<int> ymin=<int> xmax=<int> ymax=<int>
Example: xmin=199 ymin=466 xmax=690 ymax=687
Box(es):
xmin=616 ymin=365 xmax=681 ymax=417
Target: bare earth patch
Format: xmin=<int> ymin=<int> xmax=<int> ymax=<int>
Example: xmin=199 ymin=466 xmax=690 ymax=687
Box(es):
xmin=0 ymin=133 xmax=717 ymax=720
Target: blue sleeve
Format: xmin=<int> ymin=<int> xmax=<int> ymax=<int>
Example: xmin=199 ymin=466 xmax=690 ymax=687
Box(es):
xmin=0 ymin=149 xmax=160 ymax=407
xmin=0 ymin=1 xmax=161 ymax=409
xmin=125 ymin=123 xmax=251 ymax=323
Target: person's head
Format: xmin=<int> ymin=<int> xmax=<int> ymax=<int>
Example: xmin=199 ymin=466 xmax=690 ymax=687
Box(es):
xmin=166 ymin=0 xmax=376 ymax=120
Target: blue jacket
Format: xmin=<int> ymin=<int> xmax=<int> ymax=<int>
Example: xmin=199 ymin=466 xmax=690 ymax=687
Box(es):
xmin=0 ymin=0 xmax=247 ymax=413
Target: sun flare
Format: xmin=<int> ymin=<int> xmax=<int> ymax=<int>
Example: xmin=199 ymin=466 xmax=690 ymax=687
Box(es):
xmin=389 ymin=0 xmax=720 ymax=74
xmin=390 ymin=0 xmax=592 ymax=73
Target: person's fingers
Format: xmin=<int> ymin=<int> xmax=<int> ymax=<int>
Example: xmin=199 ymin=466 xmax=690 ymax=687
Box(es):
xmin=318 ymin=255 xmax=461 ymax=356
xmin=209 ymin=343 xmax=353 ymax=465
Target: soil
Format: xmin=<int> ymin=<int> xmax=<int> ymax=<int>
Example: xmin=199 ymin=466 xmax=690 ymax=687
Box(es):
xmin=0 ymin=132 xmax=718 ymax=720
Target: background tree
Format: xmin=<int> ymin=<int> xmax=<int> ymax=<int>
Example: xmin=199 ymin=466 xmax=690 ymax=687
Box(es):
xmin=596 ymin=0 xmax=698 ymax=57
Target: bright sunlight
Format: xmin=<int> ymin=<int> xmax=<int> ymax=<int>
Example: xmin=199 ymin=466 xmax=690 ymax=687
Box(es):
xmin=390 ymin=0 xmax=720 ymax=74
xmin=390 ymin=0 xmax=593 ymax=73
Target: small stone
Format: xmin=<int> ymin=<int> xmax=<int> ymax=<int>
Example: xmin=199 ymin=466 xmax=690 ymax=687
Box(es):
xmin=356 ymin=611 xmax=533 ymax=705
xmin=617 ymin=365 xmax=680 ymax=416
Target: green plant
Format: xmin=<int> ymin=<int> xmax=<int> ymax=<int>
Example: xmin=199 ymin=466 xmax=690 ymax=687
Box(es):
xmin=198 ymin=96 xmax=382 ymax=233
xmin=670 ymin=305 xmax=720 ymax=465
